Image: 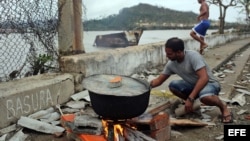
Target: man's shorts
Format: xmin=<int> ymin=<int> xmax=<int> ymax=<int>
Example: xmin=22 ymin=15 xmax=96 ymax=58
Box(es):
xmin=192 ymin=20 xmax=210 ymax=37
xmin=168 ymin=79 xmax=221 ymax=99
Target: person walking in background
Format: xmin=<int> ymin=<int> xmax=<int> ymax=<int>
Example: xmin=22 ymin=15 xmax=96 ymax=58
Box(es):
xmin=150 ymin=37 xmax=233 ymax=123
xmin=190 ymin=0 xmax=210 ymax=55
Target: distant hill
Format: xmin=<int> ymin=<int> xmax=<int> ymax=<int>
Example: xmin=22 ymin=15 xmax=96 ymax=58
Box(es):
xmin=84 ymin=3 xmax=200 ymax=31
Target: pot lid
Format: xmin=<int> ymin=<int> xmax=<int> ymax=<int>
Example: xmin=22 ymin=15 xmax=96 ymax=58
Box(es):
xmin=82 ymin=74 xmax=150 ymax=96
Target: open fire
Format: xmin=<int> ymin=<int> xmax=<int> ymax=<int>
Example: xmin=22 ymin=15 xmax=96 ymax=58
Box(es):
xmin=62 ymin=115 xmax=162 ymax=141
xmin=102 ymin=119 xmax=125 ymax=141
xmin=62 ymin=107 xmax=171 ymax=141
xmin=61 ymin=102 xmax=171 ymax=141
xmin=101 ymin=119 xmax=158 ymax=141
xmin=101 ymin=119 xmax=157 ymax=141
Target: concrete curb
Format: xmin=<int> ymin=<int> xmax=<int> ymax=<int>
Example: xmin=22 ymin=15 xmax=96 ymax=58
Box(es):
xmin=213 ymin=42 xmax=250 ymax=71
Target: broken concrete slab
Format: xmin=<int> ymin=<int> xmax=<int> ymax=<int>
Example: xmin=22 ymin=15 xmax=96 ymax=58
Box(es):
xmin=40 ymin=112 xmax=61 ymax=123
xmin=0 ymin=124 xmax=17 ymax=136
xmin=8 ymin=129 xmax=28 ymax=141
xmin=70 ymin=90 xmax=90 ymax=101
xmin=17 ymin=116 xmax=65 ymax=134
xmin=65 ymin=100 xmax=89 ymax=109
xmin=0 ymin=134 xmax=7 ymax=140
xmin=74 ymin=115 xmax=102 ymax=128
xmin=28 ymin=107 xmax=55 ymax=119
xmin=0 ymin=73 xmax=74 ymax=129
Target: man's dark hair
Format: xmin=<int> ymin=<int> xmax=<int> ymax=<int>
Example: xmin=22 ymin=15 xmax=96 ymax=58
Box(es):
xmin=165 ymin=37 xmax=184 ymax=52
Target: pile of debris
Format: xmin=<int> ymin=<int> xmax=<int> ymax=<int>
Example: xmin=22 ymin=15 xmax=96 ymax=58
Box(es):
xmin=0 ymin=89 xmax=173 ymax=141
xmin=0 ymin=91 xmax=93 ymax=141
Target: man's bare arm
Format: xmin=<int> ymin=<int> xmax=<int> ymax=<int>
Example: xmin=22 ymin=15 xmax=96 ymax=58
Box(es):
xmin=150 ymin=74 xmax=169 ymax=88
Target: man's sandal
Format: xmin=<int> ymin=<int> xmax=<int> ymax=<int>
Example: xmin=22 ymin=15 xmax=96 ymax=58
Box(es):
xmin=201 ymin=44 xmax=208 ymax=50
xmin=221 ymin=112 xmax=234 ymax=123
xmin=200 ymin=49 xmax=205 ymax=55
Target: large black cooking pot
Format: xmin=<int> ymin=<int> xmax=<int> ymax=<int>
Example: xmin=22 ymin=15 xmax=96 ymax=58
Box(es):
xmin=82 ymin=74 xmax=151 ymax=120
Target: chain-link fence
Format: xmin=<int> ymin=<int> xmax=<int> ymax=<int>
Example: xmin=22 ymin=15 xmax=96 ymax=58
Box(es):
xmin=0 ymin=0 xmax=59 ymax=82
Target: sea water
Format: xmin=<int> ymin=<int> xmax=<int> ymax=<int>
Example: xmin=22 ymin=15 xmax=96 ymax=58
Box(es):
xmin=0 ymin=29 xmax=216 ymax=78
xmin=83 ymin=29 xmax=217 ymax=53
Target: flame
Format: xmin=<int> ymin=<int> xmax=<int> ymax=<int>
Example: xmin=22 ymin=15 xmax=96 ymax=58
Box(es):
xmin=102 ymin=120 xmax=124 ymax=141
xmin=102 ymin=120 xmax=108 ymax=137
xmin=114 ymin=124 xmax=124 ymax=140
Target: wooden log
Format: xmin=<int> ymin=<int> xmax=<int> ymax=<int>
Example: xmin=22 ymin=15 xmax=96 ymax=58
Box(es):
xmin=114 ymin=124 xmax=125 ymax=141
xmin=170 ymin=119 xmax=208 ymax=126
xmin=124 ymin=126 xmax=156 ymax=141
xmin=128 ymin=112 xmax=170 ymax=130
xmin=116 ymin=132 xmax=125 ymax=141
xmin=174 ymin=100 xmax=201 ymax=117
xmin=129 ymin=101 xmax=171 ymax=124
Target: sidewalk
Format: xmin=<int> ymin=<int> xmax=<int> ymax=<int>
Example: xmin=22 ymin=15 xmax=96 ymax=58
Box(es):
xmin=152 ymin=37 xmax=250 ymax=99
xmin=204 ymin=38 xmax=250 ymax=70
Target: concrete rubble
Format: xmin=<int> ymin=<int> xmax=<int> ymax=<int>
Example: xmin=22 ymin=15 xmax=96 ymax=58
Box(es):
xmin=8 ymin=129 xmax=28 ymax=141
xmin=17 ymin=116 xmax=65 ymax=134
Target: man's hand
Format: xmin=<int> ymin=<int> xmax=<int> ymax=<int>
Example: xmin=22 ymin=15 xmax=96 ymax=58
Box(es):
xmin=185 ymin=99 xmax=194 ymax=113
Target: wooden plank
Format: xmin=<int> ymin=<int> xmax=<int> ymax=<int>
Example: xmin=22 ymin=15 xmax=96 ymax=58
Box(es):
xmin=170 ymin=119 xmax=208 ymax=126
xmin=146 ymin=101 xmax=171 ymax=116
xmin=127 ymin=101 xmax=171 ymax=128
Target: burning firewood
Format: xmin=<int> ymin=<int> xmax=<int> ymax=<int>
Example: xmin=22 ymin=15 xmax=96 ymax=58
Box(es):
xmin=124 ymin=126 xmax=156 ymax=141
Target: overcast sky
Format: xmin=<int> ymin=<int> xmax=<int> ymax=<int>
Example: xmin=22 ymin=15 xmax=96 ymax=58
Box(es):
xmin=83 ymin=0 xmax=246 ymax=22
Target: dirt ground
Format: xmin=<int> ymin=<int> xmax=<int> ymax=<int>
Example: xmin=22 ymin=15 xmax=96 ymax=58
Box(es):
xmin=170 ymin=96 xmax=250 ymax=141
xmin=168 ymin=55 xmax=250 ymax=141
